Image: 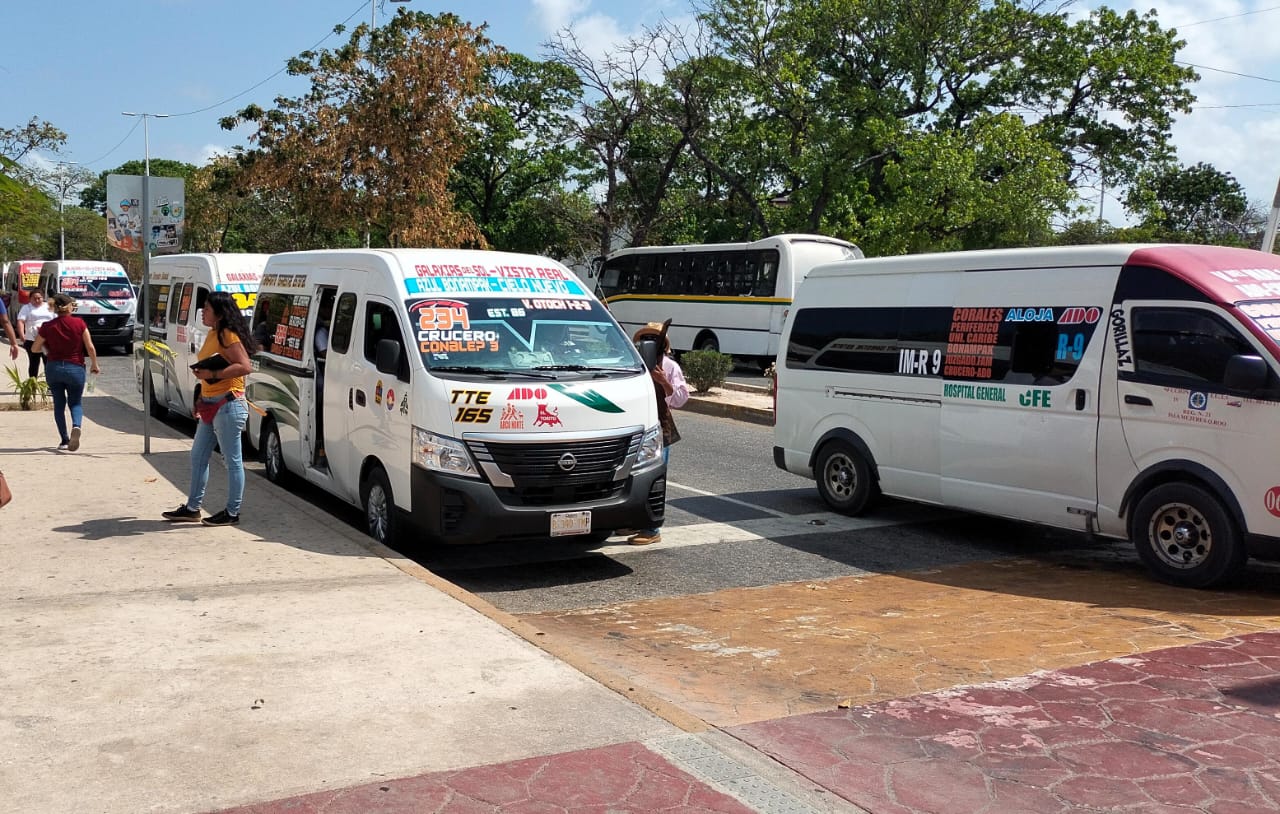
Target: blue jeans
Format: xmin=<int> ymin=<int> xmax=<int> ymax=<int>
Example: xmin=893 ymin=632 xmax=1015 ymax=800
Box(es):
xmin=186 ymin=397 xmax=249 ymax=516
xmin=45 ymin=360 xmax=85 ymax=444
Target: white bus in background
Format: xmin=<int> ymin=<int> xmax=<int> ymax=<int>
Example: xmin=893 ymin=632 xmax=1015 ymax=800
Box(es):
xmin=596 ymin=234 xmax=863 ymax=366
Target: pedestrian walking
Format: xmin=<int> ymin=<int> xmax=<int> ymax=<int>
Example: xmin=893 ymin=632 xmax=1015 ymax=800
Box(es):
xmin=0 ymin=294 xmax=20 ymax=361
xmin=162 ymin=291 xmax=259 ymax=527
xmin=628 ymin=322 xmax=689 ymax=545
xmin=17 ymin=291 xmax=54 ymax=378
xmin=31 ymin=293 xmax=100 ymax=451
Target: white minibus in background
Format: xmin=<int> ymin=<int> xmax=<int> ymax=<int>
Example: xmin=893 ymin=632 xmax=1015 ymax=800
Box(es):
xmin=246 ymin=248 xmax=666 ymax=549
xmin=37 ymin=260 xmax=137 ymax=354
xmin=133 ymin=253 xmax=269 ymax=420
xmin=597 ymin=234 xmax=862 ymax=366
xmin=774 ymin=243 xmax=1280 ymax=588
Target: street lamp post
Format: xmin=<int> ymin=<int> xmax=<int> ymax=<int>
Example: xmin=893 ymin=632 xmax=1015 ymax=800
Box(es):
xmin=55 ymin=161 xmax=79 ymax=260
xmin=122 ymin=111 xmax=169 ymax=455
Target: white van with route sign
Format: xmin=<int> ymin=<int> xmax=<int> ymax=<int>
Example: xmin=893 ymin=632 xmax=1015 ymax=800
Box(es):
xmin=37 ymin=260 xmax=137 ymax=353
xmin=246 ymin=248 xmax=667 ymax=548
xmin=133 ymin=253 xmax=269 ymax=420
xmin=774 ymin=243 xmax=1280 ymax=587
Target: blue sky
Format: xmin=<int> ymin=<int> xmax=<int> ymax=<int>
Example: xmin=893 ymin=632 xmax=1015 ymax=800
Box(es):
xmin=4 ymin=0 xmax=1278 ymax=224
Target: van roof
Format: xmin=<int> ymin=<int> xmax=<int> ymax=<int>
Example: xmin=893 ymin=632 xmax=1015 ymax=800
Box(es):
xmin=265 ymin=248 xmax=587 ymax=298
xmin=806 ymin=243 xmax=1280 ymax=303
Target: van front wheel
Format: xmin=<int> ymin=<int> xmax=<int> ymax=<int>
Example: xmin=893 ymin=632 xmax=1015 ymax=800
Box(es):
xmin=261 ymin=418 xmax=289 ymax=484
xmin=1131 ymin=483 xmax=1245 ymax=588
xmin=362 ymin=466 xmax=399 ymax=549
xmin=815 ymin=441 xmax=876 ymax=515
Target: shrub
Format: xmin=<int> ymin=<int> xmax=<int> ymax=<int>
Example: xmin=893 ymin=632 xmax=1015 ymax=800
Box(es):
xmin=6 ymin=366 xmax=50 ymax=410
xmin=680 ymin=349 xmax=735 ymax=393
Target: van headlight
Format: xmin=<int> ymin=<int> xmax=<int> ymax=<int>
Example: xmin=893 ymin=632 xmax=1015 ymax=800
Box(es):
xmin=635 ymin=425 xmax=663 ymax=468
xmin=412 ymin=427 xmax=479 ymax=478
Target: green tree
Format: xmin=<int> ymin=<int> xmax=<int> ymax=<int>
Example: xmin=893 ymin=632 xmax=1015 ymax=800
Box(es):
xmin=1 ymin=117 xmax=66 ymax=258
xmin=450 ymin=53 xmax=591 ymax=258
xmin=1124 ymin=162 xmax=1259 ymax=246
xmin=222 ymin=10 xmax=498 ymax=248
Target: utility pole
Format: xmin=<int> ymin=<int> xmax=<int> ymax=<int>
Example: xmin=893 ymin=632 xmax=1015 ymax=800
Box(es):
xmin=1261 ymin=175 xmax=1280 ymax=255
xmin=122 ymin=111 xmax=169 ymax=454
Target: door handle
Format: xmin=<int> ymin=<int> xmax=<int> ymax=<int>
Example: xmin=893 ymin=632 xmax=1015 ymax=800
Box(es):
xmin=1074 ymin=389 xmax=1087 ymax=411
xmin=1124 ymin=394 xmax=1153 ymax=406
xmin=354 ymin=389 xmax=366 ymax=407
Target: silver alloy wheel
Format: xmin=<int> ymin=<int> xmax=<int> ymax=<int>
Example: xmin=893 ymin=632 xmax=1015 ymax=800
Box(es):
xmin=1146 ymin=500 xmax=1212 ymax=570
xmin=366 ymin=480 xmax=390 ymax=543
xmin=265 ymin=424 xmax=284 ymax=482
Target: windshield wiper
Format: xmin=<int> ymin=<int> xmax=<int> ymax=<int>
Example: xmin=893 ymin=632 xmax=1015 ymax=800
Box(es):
xmin=531 ymin=364 xmax=639 ymax=374
xmin=429 ymin=365 xmax=513 ymax=378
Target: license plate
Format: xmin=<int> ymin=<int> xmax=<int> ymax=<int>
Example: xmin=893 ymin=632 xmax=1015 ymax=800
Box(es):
xmin=550 ymin=510 xmax=592 ymax=537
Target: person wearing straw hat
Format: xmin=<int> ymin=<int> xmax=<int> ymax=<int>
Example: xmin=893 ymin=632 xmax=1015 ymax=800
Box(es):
xmin=628 ymin=321 xmax=689 ymax=545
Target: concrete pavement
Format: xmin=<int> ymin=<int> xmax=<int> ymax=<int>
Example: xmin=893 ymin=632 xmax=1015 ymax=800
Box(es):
xmin=6 ymin=385 xmax=1280 ymax=813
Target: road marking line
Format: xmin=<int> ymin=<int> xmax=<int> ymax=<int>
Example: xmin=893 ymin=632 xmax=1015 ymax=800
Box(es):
xmin=597 ymin=508 xmax=951 ymax=554
xmin=668 ymin=480 xmax=790 ymax=518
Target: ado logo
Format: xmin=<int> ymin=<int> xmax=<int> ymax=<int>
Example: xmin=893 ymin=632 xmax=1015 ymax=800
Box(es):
xmin=1266 ymin=487 xmax=1280 ymax=518
xmin=1188 ymin=391 xmax=1208 ymax=411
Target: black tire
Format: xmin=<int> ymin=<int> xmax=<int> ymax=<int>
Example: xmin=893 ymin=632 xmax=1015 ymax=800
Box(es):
xmin=696 ymin=333 xmax=720 ymax=353
xmin=1130 ymin=482 xmax=1246 ymax=588
xmin=814 ymin=440 xmax=876 ymax=515
xmin=261 ymin=417 xmax=289 ymax=484
xmin=123 ymin=342 xmax=134 ymax=355
xmin=146 ymin=374 xmax=167 ymax=419
xmin=362 ymin=466 xmax=400 ymax=548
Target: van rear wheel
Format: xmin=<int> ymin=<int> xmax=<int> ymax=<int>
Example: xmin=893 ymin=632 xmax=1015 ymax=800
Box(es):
xmin=1131 ymin=483 xmax=1245 ymax=588
xmin=362 ymin=466 xmax=400 ymax=549
xmin=261 ymin=418 xmax=289 ymax=484
xmin=815 ymin=441 xmax=876 ymax=515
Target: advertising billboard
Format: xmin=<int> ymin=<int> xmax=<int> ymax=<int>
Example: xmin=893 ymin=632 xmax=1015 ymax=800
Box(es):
xmin=105 ymin=174 xmax=185 ymax=254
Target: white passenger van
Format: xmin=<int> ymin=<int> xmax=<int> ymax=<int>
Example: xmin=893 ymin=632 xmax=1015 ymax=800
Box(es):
xmin=2 ymin=259 xmax=44 ymax=309
xmin=133 ymin=253 xmax=269 ymax=420
xmin=774 ymin=244 xmax=1280 ymax=588
xmin=246 ymin=249 xmax=666 ymax=548
xmin=37 ymin=260 xmax=137 ymax=353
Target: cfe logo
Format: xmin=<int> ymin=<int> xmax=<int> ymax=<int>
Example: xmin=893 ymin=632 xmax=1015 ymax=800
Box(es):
xmin=1266 ymin=487 xmax=1280 ymax=518
xmin=1019 ymin=389 xmax=1052 ymax=408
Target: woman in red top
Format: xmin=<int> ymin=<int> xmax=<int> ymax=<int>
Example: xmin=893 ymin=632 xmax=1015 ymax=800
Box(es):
xmin=32 ymin=293 xmax=101 ymax=451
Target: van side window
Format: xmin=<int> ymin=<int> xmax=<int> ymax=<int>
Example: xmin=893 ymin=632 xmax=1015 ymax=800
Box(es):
xmin=330 ymin=293 xmax=357 ymax=354
xmin=1131 ymin=308 xmax=1269 ymax=390
xmin=141 ymin=283 xmax=170 ymax=330
xmin=363 ymin=302 xmax=408 ymax=380
xmin=170 ymin=283 xmax=191 ymax=324
xmin=251 ymin=292 xmax=292 ymax=353
xmin=787 ymin=307 xmax=906 ymax=373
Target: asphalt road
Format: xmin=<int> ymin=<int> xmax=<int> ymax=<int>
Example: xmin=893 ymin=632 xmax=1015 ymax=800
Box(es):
xmin=94 ymin=351 xmax=1147 ymax=615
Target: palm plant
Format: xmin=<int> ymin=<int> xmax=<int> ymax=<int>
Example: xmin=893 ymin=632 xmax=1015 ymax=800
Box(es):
xmin=6 ymin=365 xmax=50 ymax=410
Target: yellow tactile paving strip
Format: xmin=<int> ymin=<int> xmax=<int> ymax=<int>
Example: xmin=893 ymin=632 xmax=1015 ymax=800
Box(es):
xmin=521 ymin=558 xmax=1280 ymax=728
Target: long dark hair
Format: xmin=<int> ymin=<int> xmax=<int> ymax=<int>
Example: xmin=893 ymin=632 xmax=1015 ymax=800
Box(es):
xmin=205 ymin=291 xmax=259 ymax=355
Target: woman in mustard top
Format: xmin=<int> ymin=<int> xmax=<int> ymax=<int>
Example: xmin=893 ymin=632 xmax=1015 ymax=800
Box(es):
xmin=162 ymin=291 xmax=259 ymax=526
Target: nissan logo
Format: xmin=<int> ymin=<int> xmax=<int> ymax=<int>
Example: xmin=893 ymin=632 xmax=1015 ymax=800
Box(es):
xmin=557 ymin=453 xmax=577 ymax=472
xmin=97 ymin=317 xmax=107 ymax=326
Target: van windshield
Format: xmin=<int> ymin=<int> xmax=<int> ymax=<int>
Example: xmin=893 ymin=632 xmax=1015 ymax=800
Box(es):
xmin=1239 ymin=300 xmax=1280 ymax=344
xmin=409 ymin=295 xmax=643 ymax=374
xmin=64 ymin=277 xmax=133 ymax=301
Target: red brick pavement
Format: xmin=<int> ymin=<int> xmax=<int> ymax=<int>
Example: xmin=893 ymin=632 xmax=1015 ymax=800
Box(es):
xmin=211 ymin=741 xmax=757 ymax=814
xmin=731 ymin=631 xmax=1280 ymax=813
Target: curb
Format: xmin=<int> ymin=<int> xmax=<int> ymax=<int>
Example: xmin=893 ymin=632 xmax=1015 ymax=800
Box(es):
xmin=683 ymin=396 xmax=773 ymax=426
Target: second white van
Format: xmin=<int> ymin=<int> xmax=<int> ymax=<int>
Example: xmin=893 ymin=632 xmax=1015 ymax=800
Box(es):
xmin=133 ymin=253 xmax=269 ymax=420
xmin=774 ymin=243 xmax=1280 ymax=588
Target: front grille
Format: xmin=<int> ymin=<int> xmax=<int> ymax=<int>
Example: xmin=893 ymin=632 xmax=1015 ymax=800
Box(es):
xmin=86 ymin=314 xmax=130 ymax=331
xmin=467 ymin=432 xmax=641 ymax=506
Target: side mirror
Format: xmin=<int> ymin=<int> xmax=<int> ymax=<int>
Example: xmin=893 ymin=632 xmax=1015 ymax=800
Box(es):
xmin=636 ymin=338 xmax=662 ymax=370
xmin=375 ymin=338 xmax=402 ymax=376
xmin=1224 ymin=354 xmax=1267 ymax=393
